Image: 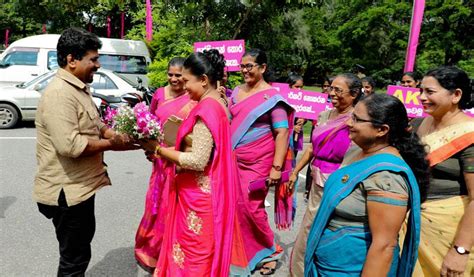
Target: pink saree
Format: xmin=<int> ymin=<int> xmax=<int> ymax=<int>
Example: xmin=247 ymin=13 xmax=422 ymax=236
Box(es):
xmin=154 ymin=98 xmax=239 ymax=277
xmin=230 ymin=88 xmax=295 ymax=273
xmin=135 ymin=87 xmax=195 ymax=269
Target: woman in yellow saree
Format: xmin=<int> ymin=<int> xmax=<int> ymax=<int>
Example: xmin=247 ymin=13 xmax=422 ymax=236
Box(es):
xmin=412 ymin=66 xmax=474 ymax=276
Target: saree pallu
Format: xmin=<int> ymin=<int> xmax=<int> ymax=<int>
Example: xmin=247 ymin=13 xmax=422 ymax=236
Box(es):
xmin=311 ymin=111 xmax=351 ymax=175
xmin=304 ymin=154 xmax=421 ymax=277
xmin=230 ymin=88 xmax=294 ymax=273
xmin=135 ymin=87 xmax=195 ymax=269
xmin=154 ymin=98 xmax=238 ymax=277
xmin=413 ymin=121 xmax=474 ymax=276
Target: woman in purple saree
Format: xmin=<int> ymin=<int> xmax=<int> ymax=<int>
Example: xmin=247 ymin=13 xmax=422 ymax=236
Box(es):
xmin=135 ymin=57 xmax=196 ymax=271
xmin=288 ymin=73 xmax=363 ymax=276
xmin=229 ymin=49 xmax=294 ymax=275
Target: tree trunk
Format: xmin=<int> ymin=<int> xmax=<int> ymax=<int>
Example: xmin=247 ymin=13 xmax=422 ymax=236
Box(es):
xmin=232 ymin=0 xmax=262 ymax=39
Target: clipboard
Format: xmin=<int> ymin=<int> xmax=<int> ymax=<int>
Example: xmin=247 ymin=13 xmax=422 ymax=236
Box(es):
xmin=163 ymin=115 xmax=183 ymax=147
xmin=248 ymin=170 xmax=291 ymax=192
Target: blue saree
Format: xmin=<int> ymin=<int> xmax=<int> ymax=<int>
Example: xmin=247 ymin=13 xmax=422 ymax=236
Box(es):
xmin=304 ymin=154 xmax=421 ymax=277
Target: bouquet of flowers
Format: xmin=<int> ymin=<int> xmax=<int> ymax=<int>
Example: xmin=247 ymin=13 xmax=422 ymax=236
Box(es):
xmin=103 ymin=102 xmax=164 ymax=141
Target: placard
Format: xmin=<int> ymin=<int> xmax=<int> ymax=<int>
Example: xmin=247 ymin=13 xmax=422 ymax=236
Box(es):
xmin=271 ymin=82 xmax=331 ymax=120
xmin=193 ymin=40 xmax=245 ymax=72
xmin=387 ymin=85 xmax=474 ymax=118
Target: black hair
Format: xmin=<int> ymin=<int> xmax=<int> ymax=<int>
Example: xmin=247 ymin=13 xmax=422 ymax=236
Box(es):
xmin=287 ymin=73 xmax=303 ymax=87
xmin=243 ymin=48 xmax=267 ymax=65
xmin=323 ymin=76 xmax=332 ymax=85
xmin=336 ymin=73 xmax=363 ymax=105
xmin=183 ymin=49 xmax=226 ymax=87
xmin=168 ymin=57 xmax=185 ymax=69
xmin=402 ymin=71 xmax=421 ymax=82
xmin=242 ymin=48 xmax=274 ymax=82
xmin=57 ymin=27 xmax=102 ymax=68
xmin=362 ymin=94 xmax=430 ymax=202
xmin=361 ymin=76 xmax=376 ymax=88
xmin=425 ymin=66 xmax=473 ymax=109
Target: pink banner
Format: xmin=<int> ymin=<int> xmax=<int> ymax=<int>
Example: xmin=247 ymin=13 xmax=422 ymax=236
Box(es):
xmin=271 ymin=82 xmax=331 ymax=120
xmin=404 ymin=0 xmax=425 ymax=72
xmin=387 ymin=85 xmax=425 ymax=117
xmin=106 ymin=16 xmax=111 ymax=38
xmin=120 ymin=12 xmax=125 ymax=39
xmin=145 ymin=0 xmax=153 ymax=41
xmin=5 ymin=29 xmax=9 ymax=47
xmin=387 ymin=85 xmax=474 ymax=118
xmin=193 ymin=40 xmax=245 ymax=72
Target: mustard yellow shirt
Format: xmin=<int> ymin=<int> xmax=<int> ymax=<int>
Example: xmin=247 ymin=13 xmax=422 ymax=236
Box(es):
xmin=34 ymin=68 xmax=110 ymax=206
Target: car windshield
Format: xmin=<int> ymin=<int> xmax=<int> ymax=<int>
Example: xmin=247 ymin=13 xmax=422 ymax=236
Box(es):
xmin=47 ymin=51 xmax=147 ymax=74
xmin=16 ymin=71 xmax=55 ymax=88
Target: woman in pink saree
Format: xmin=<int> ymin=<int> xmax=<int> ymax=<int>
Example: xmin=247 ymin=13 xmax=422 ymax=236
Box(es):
xmin=229 ymin=49 xmax=294 ymax=275
xmin=139 ymin=49 xmax=239 ymax=276
xmin=135 ymin=57 xmax=196 ymax=271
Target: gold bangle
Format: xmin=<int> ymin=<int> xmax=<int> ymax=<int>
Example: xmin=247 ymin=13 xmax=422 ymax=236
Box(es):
xmin=154 ymin=145 xmax=162 ymax=156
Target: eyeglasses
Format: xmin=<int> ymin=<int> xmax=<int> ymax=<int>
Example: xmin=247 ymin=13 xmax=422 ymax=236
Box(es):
xmin=329 ymin=86 xmax=348 ymax=96
xmin=239 ymin=63 xmax=259 ymax=71
xmin=351 ymin=113 xmax=382 ymax=124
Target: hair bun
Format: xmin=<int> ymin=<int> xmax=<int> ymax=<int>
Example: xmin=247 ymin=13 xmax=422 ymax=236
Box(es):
xmin=202 ymin=49 xmax=226 ymax=82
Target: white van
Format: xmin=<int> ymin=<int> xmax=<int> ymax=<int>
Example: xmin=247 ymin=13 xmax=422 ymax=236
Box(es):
xmin=0 ymin=34 xmax=151 ymax=87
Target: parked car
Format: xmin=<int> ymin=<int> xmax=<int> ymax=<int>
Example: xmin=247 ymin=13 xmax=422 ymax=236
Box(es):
xmin=0 ymin=69 xmax=142 ymax=129
xmin=0 ymin=34 xmax=150 ymax=87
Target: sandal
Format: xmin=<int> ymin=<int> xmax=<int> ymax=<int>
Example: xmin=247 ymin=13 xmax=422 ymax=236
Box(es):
xmin=260 ymin=261 xmax=277 ymax=275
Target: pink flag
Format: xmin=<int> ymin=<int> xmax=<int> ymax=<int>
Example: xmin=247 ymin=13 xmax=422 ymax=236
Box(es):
xmin=145 ymin=0 xmax=153 ymax=41
xmin=107 ymin=16 xmax=111 ymax=38
xmin=120 ymin=12 xmax=125 ymax=39
xmin=5 ymin=29 xmax=9 ymax=47
xmin=404 ymin=0 xmax=425 ymax=72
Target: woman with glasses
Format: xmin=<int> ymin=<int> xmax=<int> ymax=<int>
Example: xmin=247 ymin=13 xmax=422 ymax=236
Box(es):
xmin=305 ymin=94 xmax=429 ymax=276
xmin=410 ymin=66 xmax=474 ymax=276
xmin=229 ymin=49 xmax=294 ymax=275
xmin=288 ymin=73 xmax=362 ymax=276
xmin=134 ymin=57 xmax=196 ymax=271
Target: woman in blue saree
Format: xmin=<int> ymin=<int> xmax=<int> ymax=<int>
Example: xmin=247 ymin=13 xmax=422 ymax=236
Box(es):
xmin=304 ymin=94 xmax=430 ymax=276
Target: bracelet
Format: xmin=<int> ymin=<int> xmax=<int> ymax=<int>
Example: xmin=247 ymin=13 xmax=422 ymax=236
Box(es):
xmin=154 ymin=145 xmax=162 ymax=156
xmin=272 ymin=164 xmax=282 ymax=171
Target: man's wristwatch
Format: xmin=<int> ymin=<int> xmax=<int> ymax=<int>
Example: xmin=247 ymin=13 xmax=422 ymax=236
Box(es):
xmin=272 ymin=164 xmax=282 ymax=171
xmin=454 ymin=245 xmax=470 ymax=255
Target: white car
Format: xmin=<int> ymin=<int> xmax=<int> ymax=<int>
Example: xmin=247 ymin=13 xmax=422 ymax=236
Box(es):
xmin=0 ymin=69 xmax=142 ymax=129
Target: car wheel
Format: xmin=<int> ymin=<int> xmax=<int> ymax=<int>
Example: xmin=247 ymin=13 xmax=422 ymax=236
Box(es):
xmin=0 ymin=103 xmax=20 ymax=129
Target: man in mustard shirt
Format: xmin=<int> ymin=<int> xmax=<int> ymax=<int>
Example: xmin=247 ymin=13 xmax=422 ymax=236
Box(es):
xmin=34 ymin=28 xmax=137 ymax=276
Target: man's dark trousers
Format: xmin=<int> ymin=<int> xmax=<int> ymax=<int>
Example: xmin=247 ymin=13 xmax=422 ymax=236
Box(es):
xmin=38 ymin=190 xmax=95 ymax=277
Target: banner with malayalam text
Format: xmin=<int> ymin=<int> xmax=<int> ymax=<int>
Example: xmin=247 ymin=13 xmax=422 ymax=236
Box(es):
xmin=271 ymin=83 xmax=331 ymax=120
xmin=193 ymin=40 xmax=245 ymax=72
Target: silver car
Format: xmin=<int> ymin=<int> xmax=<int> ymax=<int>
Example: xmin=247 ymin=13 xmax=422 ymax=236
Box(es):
xmin=0 ymin=69 xmax=142 ymax=129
